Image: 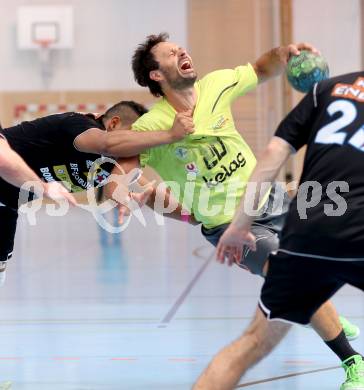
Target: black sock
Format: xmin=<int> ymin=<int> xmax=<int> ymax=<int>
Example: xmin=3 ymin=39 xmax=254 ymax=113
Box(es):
xmin=325 ymin=330 xmax=359 ymax=362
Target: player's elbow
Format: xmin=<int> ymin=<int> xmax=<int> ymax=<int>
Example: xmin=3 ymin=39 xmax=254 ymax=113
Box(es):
xmin=253 ymin=65 xmax=269 ymax=83
xmin=259 ymin=139 xmax=291 ymax=174
xmin=265 ymin=138 xmax=291 ymax=160
xmin=253 ymin=60 xmax=274 ymax=84
xmin=0 ymin=152 xmax=12 ymax=171
xmin=264 ymin=143 xmax=279 ymax=158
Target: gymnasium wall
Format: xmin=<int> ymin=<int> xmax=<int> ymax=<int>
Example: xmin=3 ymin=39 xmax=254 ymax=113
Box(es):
xmin=0 ymin=0 xmax=362 ymax=174
xmin=0 ymin=0 xmax=282 ymax=157
xmin=293 ymin=0 xmax=362 ymax=77
xmin=0 ymin=90 xmax=156 ymax=128
xmin=0 ymin=0 xmax=187 ymax=91
xmin=0 ymin=0 xmax=186 ymax=126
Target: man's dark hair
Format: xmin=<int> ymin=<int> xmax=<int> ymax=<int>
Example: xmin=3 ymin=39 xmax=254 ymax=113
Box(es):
xmin=103 ymin=101 xmax=148 ymax=125
xmin=132 ymin=33 xmax=169 ymax=97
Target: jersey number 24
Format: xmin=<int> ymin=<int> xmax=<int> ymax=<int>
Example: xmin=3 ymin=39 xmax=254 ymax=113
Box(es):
xmin=315 ymin=100 xmax=364 ymax=151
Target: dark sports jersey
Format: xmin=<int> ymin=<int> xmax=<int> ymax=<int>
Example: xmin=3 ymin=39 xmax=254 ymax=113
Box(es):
xmin=0 ymin=112 xmax=114 ymax=209
xmin=276 ymin=71 xmax=364 ymax=259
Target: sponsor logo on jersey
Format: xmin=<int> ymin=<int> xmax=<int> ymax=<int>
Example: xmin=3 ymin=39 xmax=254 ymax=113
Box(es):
xmin=185 ymin=162 xmax=199 ymax=175
xmin=86 ymin=160 xmax=110 ymax=185
xmin=68 ymin=163 xmax=91 ymax=190
xmin=93 ymin=169 xmax=110 ymax=184
xmin=54 ymin=164 xmax=83 ymax=192
xmin=202 ymin=152 xmax=246 ymax=188
xmin=86 ymin=160 xmax=94 ymax=169
xmin=332 ymin=77 xmax=364 ymax=102
xmin=212 ymin=115 xmax=229 ymax=130
xmin=175 ymin=147 xmax=189 ymax=160
xmin=201 ymin=137 xmax=227 ymax=170
xmin=40 ymin=167 xmax=56 ymax=182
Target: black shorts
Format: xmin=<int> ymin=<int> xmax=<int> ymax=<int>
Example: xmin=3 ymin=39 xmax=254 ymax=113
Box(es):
xmin=259 ymin=252 xmax=364 ymax=325
xmin=0 ymin=205 xmax=18 ymax=262
xmin=0 ymin=133 xmax=21 ymax=261
xmin=201 ymin=183 xmax=290 ymax=276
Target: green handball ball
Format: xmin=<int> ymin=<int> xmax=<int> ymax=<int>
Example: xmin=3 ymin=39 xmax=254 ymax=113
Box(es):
xmin=286 ymin=50 xmax=329 ymax=93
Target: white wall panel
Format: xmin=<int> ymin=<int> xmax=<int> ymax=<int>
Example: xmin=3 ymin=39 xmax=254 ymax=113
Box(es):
xmin=0 ymin=0 xmax=187 ymax=91
xmin=293 ymin=0 xmax=361 ymax=76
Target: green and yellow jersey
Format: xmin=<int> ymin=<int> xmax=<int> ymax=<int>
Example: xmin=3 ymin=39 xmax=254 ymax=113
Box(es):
xmin=132 ymin=63 xmax=266 ymax=228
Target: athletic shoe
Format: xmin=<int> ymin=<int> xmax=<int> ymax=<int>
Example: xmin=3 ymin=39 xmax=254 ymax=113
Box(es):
xmin=340 ymin=316 xmax=361 ymax=341
xmin=341 ymin=355 xmax=364 ymax=390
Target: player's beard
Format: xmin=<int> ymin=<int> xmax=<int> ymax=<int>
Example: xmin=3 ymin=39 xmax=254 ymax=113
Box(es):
xmin=162 ymin=69 xmax=197 ymax=91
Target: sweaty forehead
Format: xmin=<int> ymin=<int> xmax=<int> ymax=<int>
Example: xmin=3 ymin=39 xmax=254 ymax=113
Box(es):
xmin=152 ymin=41 xmax=178 ymax=58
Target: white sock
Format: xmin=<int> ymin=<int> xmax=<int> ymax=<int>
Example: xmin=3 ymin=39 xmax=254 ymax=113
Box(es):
xmin=0 ymin=261 xmax=7 ymax=287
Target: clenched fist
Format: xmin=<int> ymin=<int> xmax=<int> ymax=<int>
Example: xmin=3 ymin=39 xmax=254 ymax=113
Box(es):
xmin=169 ymin=110 xmax=195 ymax=142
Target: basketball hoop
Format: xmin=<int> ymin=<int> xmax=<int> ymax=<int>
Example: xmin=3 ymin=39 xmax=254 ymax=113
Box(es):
xmin=34 ymin=38 xmax=54 ymax=63
xmin=17 ymin=6 xmax=74 ymax=89
xmin=34 ymin=39 xmax=53 ymax=49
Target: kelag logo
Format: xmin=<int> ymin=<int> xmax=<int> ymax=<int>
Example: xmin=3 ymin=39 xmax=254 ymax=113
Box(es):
xmin=203 ymin=152 xmax=246 ymax=188
xmin=197 ymin=137 xmax=247 ymax=187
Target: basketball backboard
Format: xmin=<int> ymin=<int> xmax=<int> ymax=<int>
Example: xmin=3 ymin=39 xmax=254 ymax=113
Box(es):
xmin=17 ymin=6 xmax=74 ymax=50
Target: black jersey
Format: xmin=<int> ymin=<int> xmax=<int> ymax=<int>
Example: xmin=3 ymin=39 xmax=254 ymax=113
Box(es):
xmin=276 ymin=71 xmax=364 ymax=259
xmin=0 ymin=112 xmax=113 ymax=209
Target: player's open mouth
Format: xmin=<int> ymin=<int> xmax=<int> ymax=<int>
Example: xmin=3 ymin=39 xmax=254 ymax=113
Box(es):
xmin=179 ymin=60 xmax=194 ymax=74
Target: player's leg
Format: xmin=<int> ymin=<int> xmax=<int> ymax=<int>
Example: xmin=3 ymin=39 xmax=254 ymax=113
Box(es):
xmin=192 ymin=307 xmax=291 ymax=390
xmin=203 ymin=219 xmax=359 ymax=340
xmin=260 ymin=253 xmax=364 ymax=390
xmin=204 ymin=179 xmax=360 ymax=339
xmin=312 ymin=300 xmax=345 ymax=341
xmin=0 ymin=205 xmax=18 ymax=286
xmin=311 ymin=298 xmax=364 ymax=390
xmin=331 ymin=260 xmax=364 ymax=390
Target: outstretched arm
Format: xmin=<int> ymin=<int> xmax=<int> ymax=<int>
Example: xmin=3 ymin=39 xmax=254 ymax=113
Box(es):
xmin=0 ymin=138 xmax=76 ymax=204
xmin=253 ymin=43 xmax=319 ymax=83
xmin=216 ymin=136 xmax=292 ymax=265
xmin=74 ymin=111 xmax=194 ymax=157
xmin=0 ymin=138 xmax=44 ymax=189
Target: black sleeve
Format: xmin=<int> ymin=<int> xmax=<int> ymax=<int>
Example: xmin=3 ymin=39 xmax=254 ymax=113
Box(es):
xmin=59 ymin=113 xmax=104 ymax=141
xmin=275 ymin=86 xmax=317 ymax=151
